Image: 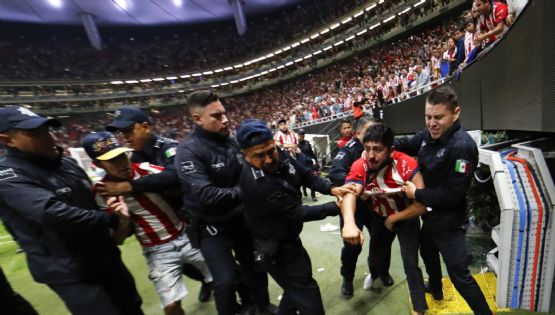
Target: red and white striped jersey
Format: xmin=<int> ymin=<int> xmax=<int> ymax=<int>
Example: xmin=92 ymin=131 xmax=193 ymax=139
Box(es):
xmin=345 ymin=151 xmax=419 ymax=217
xmin=464 ymin=32 xmax=477 ymax=58
xmin=478 ymin=2 xmax=509 ymax=45
xmin=94 ymin=162 xmax=184 ymax=247
xmin=274 ymin=130 xmax=298 ymax=146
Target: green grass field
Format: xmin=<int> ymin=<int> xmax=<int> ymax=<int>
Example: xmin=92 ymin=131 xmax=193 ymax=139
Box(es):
xmin=1 ymin=197 xmax=553 ymax=315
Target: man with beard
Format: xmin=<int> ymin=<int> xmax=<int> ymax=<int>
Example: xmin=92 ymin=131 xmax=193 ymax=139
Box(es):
xmin=236 ymin=119 xmax=355 ymax=315
xmin=175 ymin=91 xmax=275 ymax=315
xmin=341 ymin=124 xmax=427 ymax=315
xmin=0 ymin=106 xmax=143 ymax=315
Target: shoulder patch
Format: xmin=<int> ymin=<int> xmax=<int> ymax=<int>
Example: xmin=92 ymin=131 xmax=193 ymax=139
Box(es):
xmin=250 ymin=167 xmax=265 ymax=180
xmin=180 ymin=161 xmax=196 ymax=174
xmin=455 ymin=159 xmax=470 ymax=174
xmin=334 ymin=152 xmax=346 ymax=160
xmin=0 ymin=168 xmax=17 ymax=182
xmin=165 ymin=147 xmax=177 ymax=158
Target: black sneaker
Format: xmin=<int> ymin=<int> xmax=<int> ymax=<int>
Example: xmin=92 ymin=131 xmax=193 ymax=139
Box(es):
xmin=198 ymin=281 xmax=213 ymax=303
xmin=380 ymin=273 xmax=394 ymax=287
xmin=258 ymin=303 xmax=279 ymax=315
xmin=341 ymin=277 xmax=354 ymax=297
xmin=424 ymin=281 xmax=444 ymax=300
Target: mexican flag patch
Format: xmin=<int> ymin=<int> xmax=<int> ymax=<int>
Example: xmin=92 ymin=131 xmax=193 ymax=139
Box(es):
xmin=455 ymin=159 xmax=469 ymax=174
xmin=165 ymin=147 xmax=177 ymax=158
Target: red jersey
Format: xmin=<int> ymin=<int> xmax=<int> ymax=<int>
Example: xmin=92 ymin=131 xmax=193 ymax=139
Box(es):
xmin=478 ymin=2 xmax=508 ymax=45
xmin=274 ymin=130 xmax=298 ymax=146
xmin=94 ymin=162 xmax=184 ymax=247
xmin=345 ymin=151 xmax=418 ymax=217
xmin=337 ymin=136 xmax=353 ymax=148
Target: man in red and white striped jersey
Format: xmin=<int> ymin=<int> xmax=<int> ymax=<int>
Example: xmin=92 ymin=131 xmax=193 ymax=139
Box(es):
xmin=274 ymin=119 xmax=298 ymax=155
xmin=341 ymin=124 xmax=428 ymax=315
xmin=83 ymin=131 xmax=212 ymax=315
xmin=474 ymin=0 xmax=509 ymax=48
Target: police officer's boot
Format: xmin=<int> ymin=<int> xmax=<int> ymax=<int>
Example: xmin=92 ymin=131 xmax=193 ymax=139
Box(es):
xmin=341 ymin=277 xmax=354 ymax=297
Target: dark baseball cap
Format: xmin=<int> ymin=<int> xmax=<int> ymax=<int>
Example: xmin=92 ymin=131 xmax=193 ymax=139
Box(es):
xmin=82 ymin=131 xmax=133 ymax=161
xmin=236 ymin=119 xmax=273 ymax=149
xmin=0 ymin=106 xmax=61 ymax=133
xmin=105 ymin=107 xmax=150 ymax=132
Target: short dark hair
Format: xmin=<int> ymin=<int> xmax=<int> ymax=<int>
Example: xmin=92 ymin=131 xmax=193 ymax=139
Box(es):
xmin=339 ymin=119 xmax=352 ymax=127
xmin=357 ymin=116 xmax=381 ymax=131
xmin=186 ymin=90 xmax=219 ymax=113
xmin=426 ymin=86 xmax=458 ymax=111
xmin=277 ymin=119 xmax=287 ymax=125
xmin=363 ymin=124 xmax=394 ymax=148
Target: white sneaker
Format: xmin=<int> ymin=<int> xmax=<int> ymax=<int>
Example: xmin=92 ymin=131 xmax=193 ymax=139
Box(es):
xmin=363 ymin=273 xmax=373 ymax=290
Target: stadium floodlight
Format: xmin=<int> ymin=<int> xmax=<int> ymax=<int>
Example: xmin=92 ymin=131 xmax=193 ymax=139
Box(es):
xmin=113 ymin=0 xmax=129 ymax=10
xmin=300 ymin=37 xmax=310 ymax=43
xmin=152 ymin=78 xmax=165 ymax=81
xmin=224 ymin=67 xmax=233 ymax=71
xmin=111 ymin=80 xmax=124 ymax=84
xmin=341 ymin=17 xmax=352 ymax=24
xmin=192 ymin=73 xmax=202 ymax=77
xmin=310 ymin=33 xmax=319 ymax=39
xmin=265 ymin=53 xmax=275 ymax=58
xmin=214 ymin=69 xmax=224 ymax=73
xmin=320 ymin=28 xmax=330 ymax=35
xmin=239 ymin=77 xmax=248 ymax=81
xmin=261 ymin=70 xmax=269 ymax=75
xmin=294 ymin=58 xmax=303 ymax=63
xmin=177 ymin=90 xmax=185 ymax=93
xmin=357 ymin=29 xmax=368 ymax=36
xmin=330 ymin=23 xmax=340 ymax=30
xmin=268 ymin=68 xmax=276 ymax=72
xmin=313 ymin=50 xmax=322 ymax=55
xmin=333 ymin=40 xmax=344 ymax=46
xmin=277 ymin=65 xmax=285 ymax=69
xmin=233 ymin=64 xmax=244 ymax=69
xmin=323 ymin=45 xmax=333 ymax=51
xmin=230 ymin=80 xmax=239 ymax=84
xmin=291 ymin=42 xmax=301 ymax=48
xmin=202 ymin=71 xmax=214 ymax=75
xmin=345 ymin=35 xmax=355 ymax=41
xmin=370 ymin=22 xmax=381 ymax=30
xmin=180 ymin=74 xmax=192 ymax=78
xmin=274 ymin=49 xmax=283 ymax=55
xmin=379 ymin=0 xmax=385 ymax=4
xmin=166 ymin=76 xmax=178 ymax=80
xmin=48 ymin=0 xmax=63 ymax=9
xmin=399 ymin=7 xmax=411 ymax=15
xmin=366 ymin=3 xmax=377 ymax=11
xmin=285 ymin=61 xmax=294 ymax=66
xmin=353 ymin=10 xmax=364 ymax=18
xmin=282 ymin=46 xmax=291 ymax=51
xmin=172 ymin=0 xmax=183 ymax=7
xmin=125 ymin=80 xmax=139 ymax=84
xmin=211 ymin=84 xmax=220 ymax=88
xmin=414 ymin=0 xmax=425 ymax=7
xmin=383 ymin=15 xmax=395 ymax=23
xmin=140 ymin=79 xmax=153 ymax=83
xmin=220 ymin=82 xmax=229 ymax=86
xmin=303 ymin=54 xmax=312 ymax=60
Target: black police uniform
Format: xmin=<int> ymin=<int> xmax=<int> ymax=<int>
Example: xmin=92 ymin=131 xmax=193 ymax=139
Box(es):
xmin=395 ymin=120 xmax=492 ymax=315
xmin=328 ymin=138 xmax=385 ymax=287
xmin=129 ymin=133 xmax=208 ymax=284
xmin=0 ymin=148 xmax=143 ymax=315
xmin=0 ymin=266 xmax=38 ymax=315
xmin=175 ymin=126 xmax=269 ymax=315
xmin=240 ymin=148 xmax=339 ymax=315
xmin=298 ymin=139 xmax=319 ymax=199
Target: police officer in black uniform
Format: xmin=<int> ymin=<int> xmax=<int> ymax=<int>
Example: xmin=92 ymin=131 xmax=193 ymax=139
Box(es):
xmin=104 ymin=106 xmax=213 ymax=302
xmin=297 ymin=129 xmax=319 ymax=201
xmin=395 ymin=86 xmax=492 ymax=315
xmin=236 ymin=119 xmax=356 ymax=315
xmin=0 ymin=106 xmax=143 ymax=315
xmin=328 ymin=117 xmax=394 ymax=296
xmin=175 ymin=91 xmax=275 ymax=315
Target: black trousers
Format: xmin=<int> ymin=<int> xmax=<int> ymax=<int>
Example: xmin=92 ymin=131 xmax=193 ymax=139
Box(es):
xmin=199 ymin=216 xmax=270 ymax=315
xmin=420 ymin=226 xmax=492 ymax=315
xmin=371 ymin=217 xmax=427 ymax=312
xmin=265 ymin=239 xmax=324 ymax=315
xmin=338 ymin=205 xmax=373 ymax=281
xmin=0 ymin=267 xmax=38 ymax=315
xmin=48 ymin=260 xmax=143 ymax=315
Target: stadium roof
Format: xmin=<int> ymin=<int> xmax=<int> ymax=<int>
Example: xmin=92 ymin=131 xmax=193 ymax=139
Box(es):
xmin=0 ymin=0 xmax=303 ymax=26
